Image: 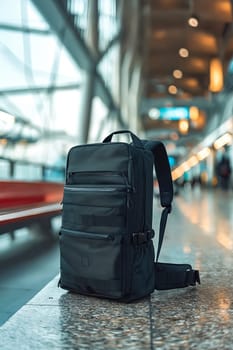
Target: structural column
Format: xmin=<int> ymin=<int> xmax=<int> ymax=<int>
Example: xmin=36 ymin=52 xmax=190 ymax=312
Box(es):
xmin=120 ymin=0 xmax=142 ymax=133
xmin=78 ymin=0 xmax=98 ymax=143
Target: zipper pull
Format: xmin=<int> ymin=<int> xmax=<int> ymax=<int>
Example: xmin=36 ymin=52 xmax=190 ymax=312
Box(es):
xmin=122 ymin=172 xmax=135 ymax=192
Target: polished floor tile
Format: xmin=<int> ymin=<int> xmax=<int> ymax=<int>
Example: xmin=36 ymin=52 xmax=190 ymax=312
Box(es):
xmin=1 ymin=188 xmax=233 ymax=349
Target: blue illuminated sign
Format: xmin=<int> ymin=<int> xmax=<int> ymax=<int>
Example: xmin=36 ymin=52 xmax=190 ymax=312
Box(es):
xmin=159 ymin=107 xmax=189 ymax=120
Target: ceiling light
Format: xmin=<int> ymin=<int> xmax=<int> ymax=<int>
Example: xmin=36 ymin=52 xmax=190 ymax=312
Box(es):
xmin=190 ymin=106 xmax=199 ymax=121
xmin=181 ymin=161 xmax=190 ymax=172
xmin=168 ymin=85 xmax=177 ymax=94
xmin=209 ymin=58 xmax=223 ymax=93
xmin=197 ymin=148 xmax=210 ymax=161
xmin=179 ymin=48 xmax=189 ymax=58
xmin=179 ymin=119 xmax=189 ymax=134
xmin=187 ymin=156 xmax=198 ymax=167
xmin=213 ymin=133 xmax=232 ymax=150
xmin=173 ymin=69 xmax=183 ymax=79
xmin=172 ymin=167 xmax=184 ymax=181
xmin=148 ymin=108 xmax=160 ymax=119
xmin=188 ymin=15 xmax=199 ymax=27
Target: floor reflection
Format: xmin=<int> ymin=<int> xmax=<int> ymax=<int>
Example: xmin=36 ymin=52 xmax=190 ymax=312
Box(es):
xmin=176 ymin=188 xmax=233 ymax=250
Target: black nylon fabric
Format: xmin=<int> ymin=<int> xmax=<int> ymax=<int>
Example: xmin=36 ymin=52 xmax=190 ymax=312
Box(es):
xmin=144 ymin=141 xmax=173 ymax=207
xmin=59 ymin=137 xmax=156 ymax=301
xmin=67 ymin=143 xmax=130 ymax=174
xmin=59 ymin=130 xmax=199 ymax=302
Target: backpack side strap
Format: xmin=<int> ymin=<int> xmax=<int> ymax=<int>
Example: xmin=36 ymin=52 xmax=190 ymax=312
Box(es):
xmin=144 ymin=141 xmax=173 ymax=262
xmin=154 ymin=262 xmax=200 ymax=290
xmin=144 ymin=140 xmax=200 ymax=290
xmin=144 ymin=141 xmax=173 ymax=207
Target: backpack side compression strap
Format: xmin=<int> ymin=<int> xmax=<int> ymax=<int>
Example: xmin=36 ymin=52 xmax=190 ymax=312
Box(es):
xmin=144 ymin=141 xmax=200 ymax=289
xmin=154 ymin=262 xmax=201 ymax=290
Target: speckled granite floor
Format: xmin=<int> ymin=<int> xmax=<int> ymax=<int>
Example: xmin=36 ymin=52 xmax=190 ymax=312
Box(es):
xmin=1 ymin=188 xmax=233 ymax=349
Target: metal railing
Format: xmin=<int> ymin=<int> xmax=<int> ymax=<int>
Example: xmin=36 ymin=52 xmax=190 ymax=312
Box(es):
xmin=0 ymin=156 xmax=65 ymax=182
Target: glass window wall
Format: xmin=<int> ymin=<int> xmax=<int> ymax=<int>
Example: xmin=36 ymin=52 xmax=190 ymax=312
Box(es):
xmin=0 ymin=0 xmax=85 ymax=179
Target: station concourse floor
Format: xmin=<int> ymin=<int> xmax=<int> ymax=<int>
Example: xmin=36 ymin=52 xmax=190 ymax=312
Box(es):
xmin=0 ymin=186 xmax=233 ymax=350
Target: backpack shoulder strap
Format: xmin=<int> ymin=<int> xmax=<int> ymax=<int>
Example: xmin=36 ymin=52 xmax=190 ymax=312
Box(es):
xmin=144 ymin=141 xmax=173 ymax=262
xmin=145 ymin=141 xmax=173 ymax=209
xmin=144 ymin=141 xmax=200 ymax=290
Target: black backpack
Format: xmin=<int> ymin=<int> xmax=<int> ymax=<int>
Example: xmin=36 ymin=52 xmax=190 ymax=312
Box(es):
xmin=59 ymin=130 xmax=200 ymax=301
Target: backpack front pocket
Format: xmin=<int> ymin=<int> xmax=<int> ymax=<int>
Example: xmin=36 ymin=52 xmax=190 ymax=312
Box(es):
xmin=67 ymin=171 xmax=128 ymax=186
xmin=60 ymin=228 xmax=123 ymax=298
xmin=63 ymin=184 xmax=128 ymax=207
xmin=62 ymin=185 xmax=128 ymax=233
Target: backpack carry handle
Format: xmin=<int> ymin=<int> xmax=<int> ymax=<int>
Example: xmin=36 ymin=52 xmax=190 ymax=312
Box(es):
xmin=103 ymin=130 xmax=143 ymax=148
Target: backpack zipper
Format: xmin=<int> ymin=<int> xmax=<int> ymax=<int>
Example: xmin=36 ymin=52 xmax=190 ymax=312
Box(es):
xmin=61 ymin=228 xmax=114 ymax=240
xmin=67 ymin=171 xmax=129 ymax=185
xmin=64 ymin=185 xmax=130 ymax=193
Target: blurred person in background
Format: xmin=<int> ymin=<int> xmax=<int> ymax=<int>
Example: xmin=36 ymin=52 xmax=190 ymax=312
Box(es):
xmin=216 ymin=154 xmax=232 ymax=190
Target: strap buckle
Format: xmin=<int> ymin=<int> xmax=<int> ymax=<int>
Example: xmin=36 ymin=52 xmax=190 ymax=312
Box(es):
xmin=186 ymin=269 xmax=201 ymax=286
xmin=154 ymin=262 xmax=201 ymax=290
xmin=132 ymin=230 xmax=155 ymax=245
